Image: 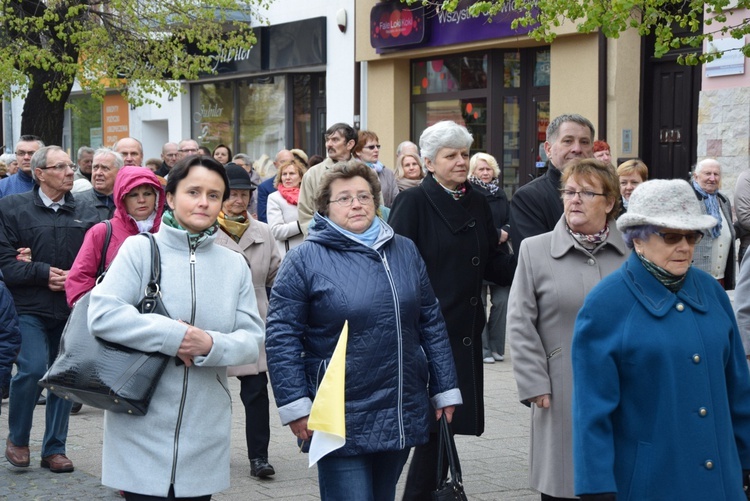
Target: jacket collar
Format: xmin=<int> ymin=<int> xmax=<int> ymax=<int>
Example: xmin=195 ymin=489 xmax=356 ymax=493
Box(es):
xmin=308 ymin=213 xmax=393 ymax=253
xmin=550 ymin=215 xmax=628 ymax=259
xmin=419 ymin=173 xmax=476 ymax=234
xmin=32 ymin=185 xmax=76 ymax=212
xmin=621 ymin=252 xmax=709 ymax=317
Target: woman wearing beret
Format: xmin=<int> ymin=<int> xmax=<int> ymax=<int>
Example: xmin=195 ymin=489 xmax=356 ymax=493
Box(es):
xmin=573 ymin=179 xmax=750 ymax=500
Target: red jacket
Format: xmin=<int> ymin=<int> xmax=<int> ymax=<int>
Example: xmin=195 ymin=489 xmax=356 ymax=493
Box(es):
xmin=65 ymin=167 xmax=165 ymax=306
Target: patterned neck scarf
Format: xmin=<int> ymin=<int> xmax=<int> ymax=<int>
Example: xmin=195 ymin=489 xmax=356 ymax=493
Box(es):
xmin=468 ymin=175 xmax=500 ymax=196
xmin=162 ymin=210 xmax=219 ymax=247
xmin=432 ymin=174 xmax=466 ymax=200
xmin=566 ymin=222 xmax=610 ymax=251
xmin=636 ymin=251 xmax=687 ymax=292
xmin=691 ymin=179 xmax=721 ymax=238
xmin=217 ymin=210 xmax=250 ymax=243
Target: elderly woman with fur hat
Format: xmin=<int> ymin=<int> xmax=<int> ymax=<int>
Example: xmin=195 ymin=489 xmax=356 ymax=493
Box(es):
xmin=572 ymin=179 xmax=750 ymax=501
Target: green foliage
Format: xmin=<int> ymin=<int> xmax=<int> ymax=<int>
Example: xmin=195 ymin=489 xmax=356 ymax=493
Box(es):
xmin=403 ymin=0 xmax=750 ymax=64
xmin=0 ymin=0 xmax=268 ymax=109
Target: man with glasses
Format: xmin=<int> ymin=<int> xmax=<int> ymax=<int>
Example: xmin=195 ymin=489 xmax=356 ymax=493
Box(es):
xmin=155 ymin=142 xmax=179 ymax=177
xmin=75 ymin=149 xmax=124 ymax=221
xmin=0 ymin=135 xmax=45 ymax=199
xmin=113 ymin=137 xmax=144 ymax=167
xmin=177 ymin=139 xmax=200 ymax=160
xmin=509 ymin=113 xmax=596 ymax=255
xmin=298 ymin=123 xmax=358 ymax=236
xmin=0 ymin=146 xmax=99 ymax=474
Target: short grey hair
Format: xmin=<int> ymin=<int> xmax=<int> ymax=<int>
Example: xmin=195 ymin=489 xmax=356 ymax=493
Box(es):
xmin=77 ymin=146 xmax=94 ymax=158
xmin=547 ymin=114 xmax=595 ymax=143
xmin=694 ymin=158 xmax=721 ymax=175
xmin=30 ymin=146 xmax=64 ymax=183
xmin=0 ymin=153 xmax=16 ymax=165
xmin=93 ymin=148 xmax=124 ymax=169
xmin=622 ymin=224 xmax=661 ymax=249
xmin=396 ymin=140 xmax=418 ymax=157
xmin=419 ymin=121 xmax=473 ymax=162
xmin=113 ymin=137 xmax=143 ymax=154
xmin=233 ymin=153 xmax=252 ymax=165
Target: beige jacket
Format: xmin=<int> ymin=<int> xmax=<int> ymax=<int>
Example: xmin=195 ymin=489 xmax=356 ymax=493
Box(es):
xmin=215 ymin=219 xmax=281 ymax=375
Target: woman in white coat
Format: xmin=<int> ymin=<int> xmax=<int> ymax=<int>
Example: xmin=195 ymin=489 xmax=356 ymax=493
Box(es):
xmin=215 ymin=164 xmax=281 ymax=478
xmin=266 ymin=157 xmax=306 ymax=257
xmin=89 ymin=155 xmax=265 ymax=500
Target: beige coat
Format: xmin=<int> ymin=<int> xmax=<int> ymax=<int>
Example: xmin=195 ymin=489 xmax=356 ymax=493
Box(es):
xmin=507 ymin=216 xmax=628 ymax=498
xmin=215 ymin=219 xmax=281 ymax=376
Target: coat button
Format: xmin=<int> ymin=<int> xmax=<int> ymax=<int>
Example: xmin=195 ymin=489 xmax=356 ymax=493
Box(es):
xmin=699 ymin=407 xmax=708 ymax=417
xmin=705 ymin=460 xmax=714 ymax=470
xmin=471 ymin=257 xmax=480 ymax=266
xmin=587 ymin=258 xmax=595 ymax=266
xmin=462 ymin=337 xmax=472 ymax=346
xmin=468 ymin=221 xmax=476 ymax=228
xmin=676 ymin=303 xmax=685 ymax=312
xmin=693 ymin=354 xmax=701 ymax=364
xmin=470 ymin=297 xmax=478 ymax=306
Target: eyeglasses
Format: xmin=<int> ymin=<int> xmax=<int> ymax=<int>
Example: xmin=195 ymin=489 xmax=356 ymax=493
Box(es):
xmin=39 ymin=163 xmax=75 ymax=171
xmin=561 ymin=189 xmax=607 ymax=201
xmin=329 ymin=194 xmax=374 ymax=207
xmin=364 ymin=144 xmax=381 ymax=150
xmin=656 ymin=231 xmax=704 ymax=245
xmin=15 ymin=150 xmax=36 ymax=158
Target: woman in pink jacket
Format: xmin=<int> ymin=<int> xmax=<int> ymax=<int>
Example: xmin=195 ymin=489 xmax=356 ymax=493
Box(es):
xmin=66 ymin=166 xmax=165 ymax=307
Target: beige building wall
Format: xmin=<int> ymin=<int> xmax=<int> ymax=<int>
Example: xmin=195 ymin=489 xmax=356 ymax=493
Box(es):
xmin=365 ymin=59 xmax=411 ymax=169
xmin=607 ymin=29 xmax=642 ymax=163
xmin=549 ymin=34 xmax=599 ymax=125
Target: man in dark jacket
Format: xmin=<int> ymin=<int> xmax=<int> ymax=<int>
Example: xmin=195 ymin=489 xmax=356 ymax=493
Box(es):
xmin=0 ymin=270 xmax=21 ymax=416
xmin=74 ymin=148 xmax=123 ymax=221
xmin=509 ymin=114 xmax=595 ymax=255
xmin=0 ymin=135 xmax=44 ymax=199
xmin=155 ymin=142 xmax=178 ymax=177
xmin=0 ymin=146 xmax=99 ymax=473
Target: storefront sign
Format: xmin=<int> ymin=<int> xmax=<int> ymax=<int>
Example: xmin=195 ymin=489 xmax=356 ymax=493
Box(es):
xmin=102 ymin=94 xmax=129 ymax=146
xmin=371 ymin=0 xmax=533 ymax=52
xmin=370 ymin=3 xmax=425 ymax=49
xmin=705 ymin=37 xmax=745 ymax=77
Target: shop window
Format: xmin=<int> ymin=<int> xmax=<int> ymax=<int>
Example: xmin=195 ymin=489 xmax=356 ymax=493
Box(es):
xmin=293 ymin=75 xmax=312 ymax=156
xmin=191 ymin=82 xmax=235 ymax=154
xmin=534 ymin=50 xmax=551 ymax=87
xmin=504 ymin=53 xmax=521 ymax=88
xmin=412 ymin=99 xmax=486 ymax=152
xmin=238 ymin=76 xmax=286 ymax=162
xmin=411 ymin=55 xmax=488 ymax=95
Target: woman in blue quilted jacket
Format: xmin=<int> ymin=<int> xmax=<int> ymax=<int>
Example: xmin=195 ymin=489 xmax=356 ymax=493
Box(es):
xmin=266 ymin=161 xmax=462 ymax=501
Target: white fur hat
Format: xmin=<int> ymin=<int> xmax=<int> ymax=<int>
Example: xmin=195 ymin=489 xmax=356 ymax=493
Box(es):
xmin=616 ymin=179 xmax=718 ymax=232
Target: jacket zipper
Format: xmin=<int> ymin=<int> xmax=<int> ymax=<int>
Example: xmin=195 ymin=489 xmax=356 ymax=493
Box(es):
xmin=170 ymin=238 xmax=198 ymax=485
xmin=379 ymin=250 xmax=405 ymax=448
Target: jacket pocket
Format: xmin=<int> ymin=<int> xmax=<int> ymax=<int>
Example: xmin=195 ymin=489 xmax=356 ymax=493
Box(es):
xmin=625 ymin=441 xmax=653 ymax=500
xmin=216 ymin=373 xmax=232 ymax=405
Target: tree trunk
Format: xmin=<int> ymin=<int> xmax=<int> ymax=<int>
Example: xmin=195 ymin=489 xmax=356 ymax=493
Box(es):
xmin=20 ymin=69 xmax=74 ymax=147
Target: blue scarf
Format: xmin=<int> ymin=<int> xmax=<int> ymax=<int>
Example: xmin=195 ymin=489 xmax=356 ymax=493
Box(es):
xmin=691 ymin=179 xmax=721 ymax=239
xmin=324 ymin=215 xmax=382 ymax=247
xmin=365 ymin=161 xmax=384 ymax=174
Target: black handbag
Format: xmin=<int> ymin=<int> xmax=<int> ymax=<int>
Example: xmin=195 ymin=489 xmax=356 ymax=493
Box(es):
xmin=39 ymin=231 xmax=171 ymax=416
xmin=432 ymin=414 xmax=468 ymax=501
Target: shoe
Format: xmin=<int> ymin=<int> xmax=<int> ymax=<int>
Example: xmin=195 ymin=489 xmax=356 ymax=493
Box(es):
xmin=250 ymin=457 xmax=275 ymax=478
xmin=41 ymin=453 xmax=74 ymax=473
xmin=492 ymin=352 xmax=504 ymax=361
xmin=5 ymin=438 xmax=30 ymax=467
xmin=70 ymin=402 xmax=83 ymax=414
xmin=483 ymin=356 xmax=495 ymax=364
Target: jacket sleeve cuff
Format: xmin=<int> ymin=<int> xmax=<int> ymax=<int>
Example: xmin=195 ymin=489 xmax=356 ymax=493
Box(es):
xmin=431 ymin=388 xmax=462 ymax=409
xmin=278 ymin=397 xmax=313 ymax=425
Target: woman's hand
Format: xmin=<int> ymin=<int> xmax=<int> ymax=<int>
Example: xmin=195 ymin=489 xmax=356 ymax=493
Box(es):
xmin=529 ymin=394 xmax=551 ymax=409
xmin=177 ymin=322 xmax=214 ymax=367
xmin=290 ymin=416 xmax=312 ymax=441
xmin=435 ymin=405 xmax=456 ymax=423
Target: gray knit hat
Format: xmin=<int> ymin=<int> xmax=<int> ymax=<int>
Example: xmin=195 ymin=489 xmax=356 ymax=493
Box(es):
xmin=616 ymin=179 xmax=718 ymax=232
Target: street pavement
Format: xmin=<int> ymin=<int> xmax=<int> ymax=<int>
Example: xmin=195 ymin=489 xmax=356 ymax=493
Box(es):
xmin=0 ymin=354 xmax=538 ymax=500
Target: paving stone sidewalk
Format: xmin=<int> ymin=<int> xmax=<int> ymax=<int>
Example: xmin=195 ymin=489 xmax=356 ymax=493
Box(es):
xmin=0 ymin=356 xmax=537 ymax=500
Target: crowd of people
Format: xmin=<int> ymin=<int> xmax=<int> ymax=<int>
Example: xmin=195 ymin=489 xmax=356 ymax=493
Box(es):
xmin=1 ymin=113 xmax=750 ymax=501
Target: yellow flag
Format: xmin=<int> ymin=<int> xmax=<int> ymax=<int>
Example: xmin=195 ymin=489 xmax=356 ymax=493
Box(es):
xmin=307 ymin=320 xmax=348 ymax=467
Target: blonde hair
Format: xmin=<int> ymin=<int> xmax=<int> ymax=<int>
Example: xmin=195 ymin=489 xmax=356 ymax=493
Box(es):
xmin=273 ymin=158 xmax=307 ymax=188
xmin=395 ymin=153 xmax=424 ymax=180
xmin=469 ymin=152 xmax=500 ymax=179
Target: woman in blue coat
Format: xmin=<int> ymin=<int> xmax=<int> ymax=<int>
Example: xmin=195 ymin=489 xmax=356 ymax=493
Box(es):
xmin=572 ymin=179 xmax=750 ymax=501
xmin=265 ymin=161 xmax=461 ymax=501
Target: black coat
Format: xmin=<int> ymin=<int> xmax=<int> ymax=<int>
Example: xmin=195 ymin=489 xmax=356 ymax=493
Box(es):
xmin=389 ymin=174 xmax=516 ymax=436
xmin=509 ymin=162 xmax=563 ymax=256
xmin=471 ymin=180 xmax=511 ymax=253
xmin=0 ymin=187 xmax=99 ymax=320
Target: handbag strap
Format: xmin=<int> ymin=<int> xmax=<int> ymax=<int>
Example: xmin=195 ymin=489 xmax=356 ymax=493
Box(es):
xmin=436 ymin=413 xmax=464 ymax=487
xmin=139 ymin=233 xmax=162 ymax=297
xmin=95 ymin=220 xmax=113 ymax=281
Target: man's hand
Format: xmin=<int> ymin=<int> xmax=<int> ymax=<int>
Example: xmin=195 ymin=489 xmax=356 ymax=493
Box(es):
xmin=290 ymin=416 xmax=312 ymax=441
xmin=48 ymin=267 xmax=67 ymax=291
xmin=16 ymin=248 xmax=31 ymax=262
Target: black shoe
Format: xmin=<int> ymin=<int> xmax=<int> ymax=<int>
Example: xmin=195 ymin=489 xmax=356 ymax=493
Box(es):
xmin=70 ymin=402 xmax=83 ymax=414
xmin=250 ymin=457 xmax=275 ymax=478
